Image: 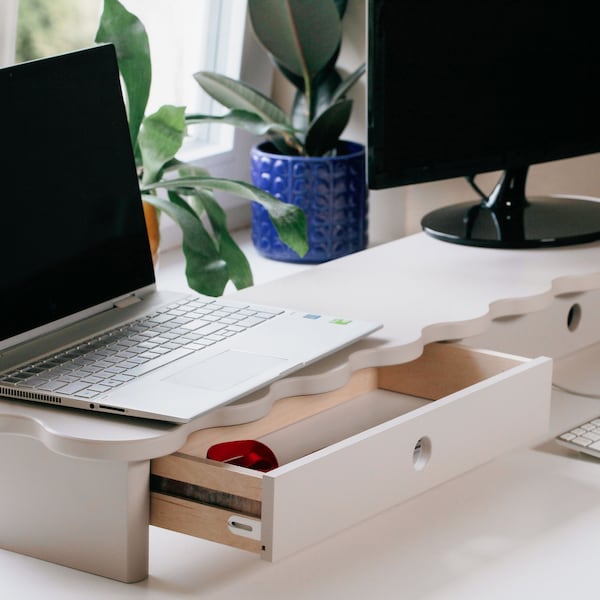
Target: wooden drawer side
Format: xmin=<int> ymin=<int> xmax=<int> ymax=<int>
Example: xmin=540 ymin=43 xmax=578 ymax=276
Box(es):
xmin=152 ymin=453 xmax=263 ymax=501
xmin=150 ymin=454 xmax=263 ymax=550
xmin=150 ymin=492 xmax=262 ymax=554
xmin=379 ymin=343 xmax=523 ymax=399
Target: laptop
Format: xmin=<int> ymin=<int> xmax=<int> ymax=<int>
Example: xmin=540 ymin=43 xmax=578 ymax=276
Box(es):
xmin=0 ymin=45 xmax=380 ymax=423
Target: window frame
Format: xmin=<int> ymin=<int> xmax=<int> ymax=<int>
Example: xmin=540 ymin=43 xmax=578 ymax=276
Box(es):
xmin=0 ymin=0 xmax=19 ymax=67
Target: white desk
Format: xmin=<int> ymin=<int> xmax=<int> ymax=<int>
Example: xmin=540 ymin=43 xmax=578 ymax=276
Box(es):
xmin=2 ymin=233 xmax=600 ymax=598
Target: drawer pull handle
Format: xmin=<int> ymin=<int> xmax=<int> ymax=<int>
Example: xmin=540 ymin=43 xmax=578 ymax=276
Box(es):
xmin=413 ymin=436 xmax=432 ymax=471
xmin=228 ymin=515 xmax=262 ymax=541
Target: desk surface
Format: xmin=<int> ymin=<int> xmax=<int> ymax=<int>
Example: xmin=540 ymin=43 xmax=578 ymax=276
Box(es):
xmin=2 ymin=233 xmax=600 ymax=597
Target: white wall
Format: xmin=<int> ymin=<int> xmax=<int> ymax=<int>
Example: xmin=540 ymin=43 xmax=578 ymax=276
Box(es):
xmin=328 ymin=0 xmax=600 ymax=242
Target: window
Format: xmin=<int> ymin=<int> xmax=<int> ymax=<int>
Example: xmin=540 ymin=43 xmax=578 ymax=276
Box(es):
xmin=14 ymin=0 xmax=246 ymax=154
xmin=2 ymin=0 xmax=274 ymax=243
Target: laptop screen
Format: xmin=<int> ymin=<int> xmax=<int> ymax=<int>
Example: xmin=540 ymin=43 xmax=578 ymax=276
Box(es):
xmin=0 ymin=45 xmax=155 ymax=344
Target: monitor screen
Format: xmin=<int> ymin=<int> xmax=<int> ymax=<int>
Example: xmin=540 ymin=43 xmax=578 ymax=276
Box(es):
xmin=367 ymin=1 xmax=600 ymax=248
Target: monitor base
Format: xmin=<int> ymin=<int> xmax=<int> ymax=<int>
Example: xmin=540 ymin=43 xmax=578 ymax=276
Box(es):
xmin=422 ymin=195 xmax=600 ymax=249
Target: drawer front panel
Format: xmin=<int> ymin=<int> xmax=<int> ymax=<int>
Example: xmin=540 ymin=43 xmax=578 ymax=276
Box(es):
xmin=261 ymin=357 xmax=551 ymax=561
xmin=149 ymin=345 xmax=552 ymax=562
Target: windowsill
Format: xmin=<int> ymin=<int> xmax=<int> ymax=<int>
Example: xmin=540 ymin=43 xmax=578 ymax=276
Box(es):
xmin=155 ymin=228 xmax=312 ymax=295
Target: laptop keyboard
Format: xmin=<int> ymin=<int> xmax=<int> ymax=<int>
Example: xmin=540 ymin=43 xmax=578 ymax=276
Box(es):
xmin=0 ymin=296 xmax=283 ymax=400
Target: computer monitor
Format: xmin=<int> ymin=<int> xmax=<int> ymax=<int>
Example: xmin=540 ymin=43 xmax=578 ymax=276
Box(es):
xmin=367 ymin=0 xmax=600 ymax=248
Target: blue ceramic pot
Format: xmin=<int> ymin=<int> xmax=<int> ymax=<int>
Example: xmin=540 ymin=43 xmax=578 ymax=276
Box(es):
xmin=250 ymin=140 xmax=368 ymax=263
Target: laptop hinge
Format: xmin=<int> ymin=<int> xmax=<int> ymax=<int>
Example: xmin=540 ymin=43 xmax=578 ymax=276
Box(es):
xmin=114 ymin=295 xmax=143 ymax=309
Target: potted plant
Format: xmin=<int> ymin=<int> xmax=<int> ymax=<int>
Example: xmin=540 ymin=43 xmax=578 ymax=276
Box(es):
xmin=95 ymin=0 xmax=308 ymax=296
xmin=191 ymin=0 xmax=368 ymax=263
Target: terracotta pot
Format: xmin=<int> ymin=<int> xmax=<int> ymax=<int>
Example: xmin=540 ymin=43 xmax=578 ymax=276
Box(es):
xmin=142 ymin=201 xmax=160 ymax=265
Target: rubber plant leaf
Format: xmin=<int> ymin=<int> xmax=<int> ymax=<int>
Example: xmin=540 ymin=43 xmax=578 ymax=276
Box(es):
xmin=95 ymin=0 xmax=150 ymax=151
xmin=193 ymin=72 xmax=291 ymax=127
xmin=186 ymin=109 xmax=297 ymax=138
xmin=334 ymin=0 xmax=348 ymax=18
xmin=141 ymin=192 xmax=229 ymax=296
xmin=292 ymin=63 xmax=364 ymax=142
xmin=290 ymin=68 xmax=342 ymax=134
xmin=138 ymin=105 xmax=187 ymax=185
xmin=145 ymin=177 xmax=309 ymax=257
xmin=247 ymin=0 xmax=341 ymax=81
xmin=304 ymin=98 xmax=353 ymax=157
xmin=274 ymin=32 xmax=341 ymax=93
xmin=330 ymin=63 xmax=366 ymax=104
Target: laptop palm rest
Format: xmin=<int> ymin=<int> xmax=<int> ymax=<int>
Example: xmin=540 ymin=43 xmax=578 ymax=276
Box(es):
xmin=165 ymin=350 xmax=290 ymax=391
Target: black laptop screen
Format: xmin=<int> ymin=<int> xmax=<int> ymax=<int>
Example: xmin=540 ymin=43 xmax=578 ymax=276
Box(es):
xmin=0 ymin=45 xmax=155 ymax=343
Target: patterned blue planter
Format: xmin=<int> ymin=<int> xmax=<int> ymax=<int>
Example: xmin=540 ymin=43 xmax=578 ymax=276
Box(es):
xmin=250 ymin=141 xmax=368 ymax=263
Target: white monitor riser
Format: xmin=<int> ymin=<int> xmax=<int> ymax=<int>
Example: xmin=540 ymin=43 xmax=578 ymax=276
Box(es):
xmin=1 ymin=233 xmax=600 ymax=582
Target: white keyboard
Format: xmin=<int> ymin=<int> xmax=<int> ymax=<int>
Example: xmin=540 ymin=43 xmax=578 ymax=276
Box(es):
xmin=556 ymin=417 xmax=600 ymax=459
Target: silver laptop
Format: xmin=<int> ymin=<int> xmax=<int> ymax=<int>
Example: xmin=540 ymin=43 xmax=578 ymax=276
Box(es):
xmin=0 ymin=45 xmax=380 ymax=423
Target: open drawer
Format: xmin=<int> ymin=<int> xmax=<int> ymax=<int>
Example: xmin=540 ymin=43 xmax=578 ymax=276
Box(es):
xmin=150 ymin=343 xmax=552 ymax=562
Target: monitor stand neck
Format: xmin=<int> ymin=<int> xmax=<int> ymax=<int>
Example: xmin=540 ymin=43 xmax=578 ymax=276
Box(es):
xmin=421 ymin=165 xmax=600 ymax=248
xmin=465 ymin=167 xmax=529 ymax=240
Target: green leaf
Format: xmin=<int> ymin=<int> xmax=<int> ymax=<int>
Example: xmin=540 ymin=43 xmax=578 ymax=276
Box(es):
xmin=248 ymin=0 xmax=341 ymax=80
xmin=188 ymin=110 xmax=300 ymax=155
xmin=144 ymin=177 xmax=309 ymax=257
xmin=331 ymin=63 xmax=366 ymax=104
xmin=141 ymin=192 xmax=229 ymax=296
xmin=186 ymin=109 xmax=297 ymax=138
xmin=291 ymin=68 xmax=342 ymax=133
xmin=305 ymin=99 xmax=352 ymax=156
xmin=138 ymin=105 xmax=187 ymax=184
xmin=162 ymin=159 xmax=211 ymax=179
xmin=193 ymin=72 xmax=291 ymax=127
xmin=191 ymin=190 xmax=254 ymax=290
xmin=95 ymin=0 xmax=151 ymax=149
xmin=334 ymin=0 xmax=349 ymax=18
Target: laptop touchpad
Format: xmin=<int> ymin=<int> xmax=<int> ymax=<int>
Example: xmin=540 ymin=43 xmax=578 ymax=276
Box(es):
xmin=165 ymin=350 xmax=289 ymax=391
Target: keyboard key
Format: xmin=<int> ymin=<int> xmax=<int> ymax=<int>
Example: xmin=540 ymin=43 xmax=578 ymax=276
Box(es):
xmin=556 ymin=417 xmax=600 ymax=459
xmin=237 ymin=316 xmax=266 ymax=328
xmin=73 ymin=389 xmax=101 ymax=398
xmin=124 ymin=347 xmax=193 ymax=377
xmin=87 ymin=384 xmax=112 ymax=393
xmin=38 ymin=380 xmax=73 ymax=392
xmin=148 ymin=313 xmax=176 ymax=324
xmin=572 ymin=436 xmax=593 ymax=447
xmin=56 ymin=381 xmax=91 ymax=395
